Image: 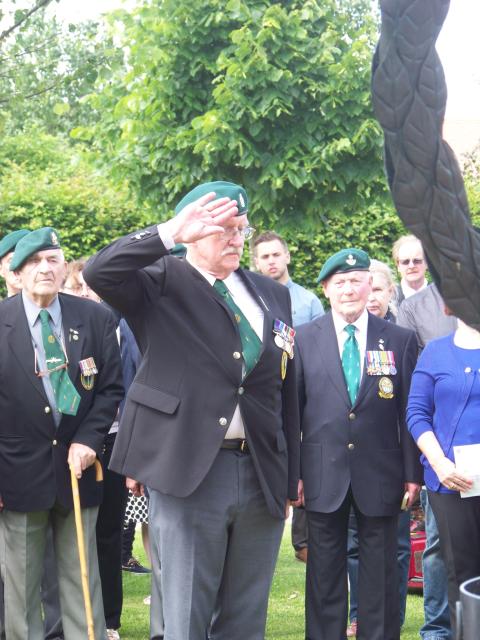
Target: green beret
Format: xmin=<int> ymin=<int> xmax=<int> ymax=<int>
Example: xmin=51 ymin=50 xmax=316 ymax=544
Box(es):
xmin=317 ymin=248 xmax=370 ymax=283
xmin=174 ymin=181 xmax=248 ymax=216
xmin=10 ymin=227 xmax=62 ymax=271
xmin=0 ymin=229 xmax=30 ymax=259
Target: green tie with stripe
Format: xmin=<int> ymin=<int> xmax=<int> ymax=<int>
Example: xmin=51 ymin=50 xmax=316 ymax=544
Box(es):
xmin=213 ymin=279 xmax=261 ymax=376
xmin=342 ymin=324 xmax=360 ymax=405
xmin=39 ymin=309 xmax=81 ymax=416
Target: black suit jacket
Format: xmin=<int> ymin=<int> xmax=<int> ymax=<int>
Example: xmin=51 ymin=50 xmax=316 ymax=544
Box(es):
xmin=296 ymin=311 xmax=422 ymax=517
xmin=84 ymin=226 xmax=300 ymax=520
xmin=0 ymin=293 xmax=124 ymax=512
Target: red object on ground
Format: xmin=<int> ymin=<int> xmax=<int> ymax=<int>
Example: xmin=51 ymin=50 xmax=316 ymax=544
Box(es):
xmin=408 ymin=530 xmax=426 ymax=590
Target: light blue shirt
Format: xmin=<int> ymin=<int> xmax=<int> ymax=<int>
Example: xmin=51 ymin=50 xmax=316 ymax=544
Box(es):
xmin=22 ymin=291 xmax=64 ymax=426
xmin=285 ymin=279 xmax=324 ymax=328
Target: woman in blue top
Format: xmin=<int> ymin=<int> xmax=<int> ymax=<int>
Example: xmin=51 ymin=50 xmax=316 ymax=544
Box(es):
xmin=407 ymin=318 xmax=479 ymax=628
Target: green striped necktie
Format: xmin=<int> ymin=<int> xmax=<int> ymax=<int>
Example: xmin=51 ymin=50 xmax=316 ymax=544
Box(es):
xmin=213 ymin=279 xmax=261 ymax=375
xmin=39 ymin=309 xmax=80 ymax=416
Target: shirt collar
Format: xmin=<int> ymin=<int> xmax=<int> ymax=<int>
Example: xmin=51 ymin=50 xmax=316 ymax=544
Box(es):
xmin=401 ymin=278 xmax=428 ymax=298
xmin=331 ymin=307 xmax=369 ymax=337
xmin=22 ymin=290 xmax=62 ymax=328
xmin=186 ymin=255 xmax=239 ymax=288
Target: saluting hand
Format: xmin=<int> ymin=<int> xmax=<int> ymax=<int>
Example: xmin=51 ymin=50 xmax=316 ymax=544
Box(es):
xmin=164 ymin=192 xmax=239 ymax=244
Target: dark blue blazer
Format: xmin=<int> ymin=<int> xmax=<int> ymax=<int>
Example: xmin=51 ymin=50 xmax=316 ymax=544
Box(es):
xmin=296 ymin=311 xmax=422 ymax=517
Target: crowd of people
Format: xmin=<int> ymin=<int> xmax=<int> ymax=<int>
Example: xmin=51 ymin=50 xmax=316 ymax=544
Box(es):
xmin=0 ymin=180 xmax=478 ymax=640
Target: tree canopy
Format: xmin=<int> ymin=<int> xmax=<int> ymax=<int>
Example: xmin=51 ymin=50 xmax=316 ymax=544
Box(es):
xmin=75 ymin=0 xmax=390 ymax=230
xmin=0 ymin=2 xmax=121 ymax=135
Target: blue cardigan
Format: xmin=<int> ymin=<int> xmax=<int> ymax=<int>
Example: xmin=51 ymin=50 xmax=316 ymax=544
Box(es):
xmin=407 ymin=333 xmax=480 ymax=492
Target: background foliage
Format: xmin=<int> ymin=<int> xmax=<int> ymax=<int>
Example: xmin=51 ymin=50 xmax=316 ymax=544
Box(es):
xmin=0 ymin=0 xmax=478 ymax=302
xmin=75 ymin=0 xmax=391 ymax=229
xmin=0 ymin=130 xmax=150 ymax=260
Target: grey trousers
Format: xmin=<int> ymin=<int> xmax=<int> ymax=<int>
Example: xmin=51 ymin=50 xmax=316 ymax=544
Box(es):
xmin=149 ymin=449 xmax=284 ymax=640
xmin=0 ymin=525 xmax=63 ymax=640
xmin=2 ymin=504 xmax=106 ymax=640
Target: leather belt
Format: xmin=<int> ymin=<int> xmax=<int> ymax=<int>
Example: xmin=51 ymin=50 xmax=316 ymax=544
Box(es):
xmin=220 ymin=438 xmax=250 ymax=454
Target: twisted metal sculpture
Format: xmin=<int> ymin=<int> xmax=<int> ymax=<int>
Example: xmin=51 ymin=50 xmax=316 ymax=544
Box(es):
xmin=372 ymin=0 xmax=480 ymax=329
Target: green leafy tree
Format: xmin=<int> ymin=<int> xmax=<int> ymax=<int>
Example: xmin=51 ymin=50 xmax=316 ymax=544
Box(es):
xmin=0 ymin=130 xmax=148 ymax=291
xmin=0 ymin=4 xmax=121 ymax=135
xmin=75 ymin=0 xmax=390 ymax=230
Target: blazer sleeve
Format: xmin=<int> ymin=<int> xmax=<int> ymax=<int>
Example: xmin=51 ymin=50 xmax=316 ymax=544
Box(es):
xmin=399 ymin=329 xmax=423 ymax=483
xmin=83 ymin=225 xmax=170 ymax=316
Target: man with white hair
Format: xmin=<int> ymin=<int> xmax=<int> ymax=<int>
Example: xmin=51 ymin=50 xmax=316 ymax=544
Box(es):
xmin=0 ymin=227 xmax=123 ymax=639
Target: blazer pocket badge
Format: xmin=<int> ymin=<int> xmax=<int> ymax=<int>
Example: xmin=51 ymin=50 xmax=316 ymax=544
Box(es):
xmin=366 ymin=350 xmax=397 ymax=376
xmin=378 ymin=376 xmax=394 ymax=399
xmin=79 ymin=357 xmax=98 ymax=391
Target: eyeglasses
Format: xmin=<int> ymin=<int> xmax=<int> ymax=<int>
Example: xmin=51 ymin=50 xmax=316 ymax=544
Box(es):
xmin=221 ymin=226 xmax=255 ymax=241
xmin=398 ymin=258 xmax=424 ymax=266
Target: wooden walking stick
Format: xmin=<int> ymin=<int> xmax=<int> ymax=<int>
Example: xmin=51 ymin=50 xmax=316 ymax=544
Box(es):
xmin=70 ymin=459 xmax=103 ymax=640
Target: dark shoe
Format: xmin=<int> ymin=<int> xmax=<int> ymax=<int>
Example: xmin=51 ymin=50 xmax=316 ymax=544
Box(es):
xmin=346 ymin=620 xmax=357 ymax=637
xmin=294 ymin=547 xmax=308 ymax=563
xmin=122 ymin=556 xmax=151 ymax=574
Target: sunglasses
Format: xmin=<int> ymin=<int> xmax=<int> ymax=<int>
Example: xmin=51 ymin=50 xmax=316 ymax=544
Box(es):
xmin=398 ymin=258 xmax=424 ymax=266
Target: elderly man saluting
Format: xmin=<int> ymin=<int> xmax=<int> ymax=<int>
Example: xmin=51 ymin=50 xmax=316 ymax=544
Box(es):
xmin=296 ymin=248 xmax=422 ymax=640
xmin=84 ymin=182 xmax=300 ymax=640
xmin=0 ymin=228 xmax=123 ymax=640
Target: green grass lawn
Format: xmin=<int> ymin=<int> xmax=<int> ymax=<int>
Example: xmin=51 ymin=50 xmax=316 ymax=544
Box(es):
xmin=119 ymin=525 xmax=424 ymax=639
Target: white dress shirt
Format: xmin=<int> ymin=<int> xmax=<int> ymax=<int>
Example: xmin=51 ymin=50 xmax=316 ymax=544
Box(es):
xmin=331 ymin=308 xmax=369 ymax=379
xmin=157 ymin=220 xmax=264 ymax=440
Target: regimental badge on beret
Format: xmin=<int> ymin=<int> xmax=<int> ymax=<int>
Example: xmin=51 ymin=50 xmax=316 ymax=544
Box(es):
xmin=346 ymin=254 xmax=356 ymax=266
xmin=51 ymin=231 xmax=59 ymax=246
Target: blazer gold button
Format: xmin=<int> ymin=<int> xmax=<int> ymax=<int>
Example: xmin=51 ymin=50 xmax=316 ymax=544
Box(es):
xmin=52 ymin=439 xmax=57 ymax=446
xmin=44 ymin=406 xmax=51 ymax=414
xmin=233 ymin=351 xmax=241 ymax=360
xmin=348 ymin=443 xmax=355 ymax=450
xmin=348 ymin=412 xmax=356 ymax=420
xmin=238 ymin=387 xmax=244 ymax=395
xmin=219 ymin=417 xmax=227 ymax=426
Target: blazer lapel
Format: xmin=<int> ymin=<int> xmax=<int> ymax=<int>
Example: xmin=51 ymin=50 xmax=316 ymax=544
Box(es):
xmin=315 ymin=313 xmax=351 ymax=407
xmin=237 ymin=269 xmax=273 ymax=360
xmin=5 ymin=296 xmax=49 ymax=402
xmin=59 ymin=296 xmax=85 ymax=386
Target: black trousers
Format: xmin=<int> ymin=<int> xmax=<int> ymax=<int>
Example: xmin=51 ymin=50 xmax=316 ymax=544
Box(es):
xmin=291 ymin=506 xmax=308 ymax=550
xmin=428 ymin=490 xmax=480 ymax=629
xmin=306 ymin=490 xmax=399 ymax=640
xmin=96 ymin=433 xmax=128 ymax=630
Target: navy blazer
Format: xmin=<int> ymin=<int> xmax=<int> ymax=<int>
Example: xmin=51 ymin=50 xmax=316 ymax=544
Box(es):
xmin=84 ymin=226 xmax=300 ymax=520
xmin=296 ymin=311 xmax=422 ymax=517
xmin=0 ymin=293 xmax=124 ymax=512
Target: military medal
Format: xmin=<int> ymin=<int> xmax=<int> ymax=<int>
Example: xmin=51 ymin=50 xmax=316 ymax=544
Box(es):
xmin=378 ymin=376 xmax=394 ymax=399
xmin=273 ymin=319 xmax=296 ymax=359
xmin=79 ymin=357 xmax=97 ymax=390
xmin=366 ymin=349 xmax=396 ymax=376
xmin=281 ymin=350 xmax=288 ymax=380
